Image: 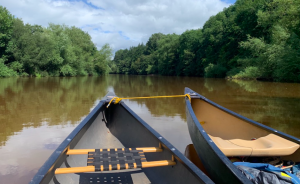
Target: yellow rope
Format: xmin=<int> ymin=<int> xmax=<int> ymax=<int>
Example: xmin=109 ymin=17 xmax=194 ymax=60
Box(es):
xmin=106 ymin=94 xmax=191 ymax=108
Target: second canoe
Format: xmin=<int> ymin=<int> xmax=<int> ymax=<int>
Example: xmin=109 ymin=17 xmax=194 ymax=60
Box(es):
xmin=185 ymin=87 xmax=300 ymax=184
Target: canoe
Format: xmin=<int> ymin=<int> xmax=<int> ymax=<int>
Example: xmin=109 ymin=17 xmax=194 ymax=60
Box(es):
xmin=30 ymin=92 xmax=214 ymax=184
xmin=185 ymin=87 xmax=300 ymax=184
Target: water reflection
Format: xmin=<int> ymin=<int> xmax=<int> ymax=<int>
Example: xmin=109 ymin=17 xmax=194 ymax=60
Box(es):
xmin=204 ymin=79 xmax=300 ymax=137
xmin=0 ymin=124 xmax=78 ymax=184
xmin=110 ymin=75 xmax=203 ymax=118
xmin=0 ymin=75 xmax=300 ymax=183
xmin=109 ymin=75 xmax=300 ymax=138
xmin=0 ymin=77 xmax=109 ymax=147
xmin=1 ymin=75 xmax=300 ymax=148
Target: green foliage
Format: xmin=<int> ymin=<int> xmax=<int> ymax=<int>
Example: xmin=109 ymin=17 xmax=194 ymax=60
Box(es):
xmin=237 ymin=0 xmax=300 ymax=82
xmin=60 ymin=64 xmax=77 ymax=76
xmin=146 ymin=64 xmax=153 ymax=74
xmin=157 ymin=34 xmax=180 ymax=75
xmin=226 ymin=67 xmax=242 ymax=77
xmin=177 ymin=29 xmax=202 ymax=76
xmin=112 ymin=43 xmax=147 ymax=75
xmin=0 ymin=6 xmax=14 ymax=58
xmin=35 ymin=73 xmax=42 ymax=78
xmin=0 ymin=6 xmax=112 ymax=78
xmin=204 ymin=63 xmax=227 ymax=78
xmin=9 ymin=61 xmax=23 ymax=73
xmin=273 ymin=32 xmax=300 ymax=82
xmin=0 ymin=58 xmax=16 ymax=77
xmin=2 ymin=0 xmax=300 ymax=81
xmin=111 ymin=0 xmax=300 ymax=82
xmin=145 ymin=33 xmax=164 ymax=55
xmin=95 ymin=44 xmax=112 ymax=75
xmin=232 ymin=66 xmax=261 ymax=79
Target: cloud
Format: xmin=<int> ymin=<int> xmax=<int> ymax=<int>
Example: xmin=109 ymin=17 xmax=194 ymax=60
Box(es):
xmin=2 ymin=0 xmax=233 ymax=53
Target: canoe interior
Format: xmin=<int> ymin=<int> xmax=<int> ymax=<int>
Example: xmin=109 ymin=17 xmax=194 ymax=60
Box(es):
xmin=192 ymin=99 xmax=270 ymax=140
xmin=191 ymin=98 xmax=300 ymax=161
xmin=186 ymin=100 xmax=248 ymax=184
xmin=34 ymin=94 xmax=212 ymax=184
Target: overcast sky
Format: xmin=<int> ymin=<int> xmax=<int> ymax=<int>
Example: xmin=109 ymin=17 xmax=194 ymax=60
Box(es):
xmin=1 ymin=0 xmax=236 ymax=53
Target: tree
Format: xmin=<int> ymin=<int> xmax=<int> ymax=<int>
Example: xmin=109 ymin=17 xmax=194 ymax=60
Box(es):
xmin=0 ymin=6 xmax=14 ymax=59
xmin=157 ymin=34 xmax=180 ymax=75
xmin=95 ymin=44 xmax=112 ymax=75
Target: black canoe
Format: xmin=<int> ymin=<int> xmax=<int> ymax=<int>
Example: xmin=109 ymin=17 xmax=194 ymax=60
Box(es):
xmin=30 ymin=92 xmax=214 ymax=184
xmin=185 ymin=87 xmax=300 ymax=184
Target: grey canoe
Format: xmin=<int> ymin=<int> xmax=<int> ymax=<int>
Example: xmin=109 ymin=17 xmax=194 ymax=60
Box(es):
xmin=30 ymin=92 xmax=214 ymax=184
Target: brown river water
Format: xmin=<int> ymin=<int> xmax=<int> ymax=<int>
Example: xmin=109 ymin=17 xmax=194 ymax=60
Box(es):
xmin=1 ymin=75 xmax=300 ymax=183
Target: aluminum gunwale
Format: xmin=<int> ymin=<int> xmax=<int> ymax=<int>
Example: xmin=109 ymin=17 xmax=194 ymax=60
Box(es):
xmin=120 ymin=101 xmax=214 ymax=183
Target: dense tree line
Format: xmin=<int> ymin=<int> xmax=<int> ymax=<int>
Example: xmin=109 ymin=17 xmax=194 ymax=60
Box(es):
xmin=111 ymin=0 xmax=300 ymax=82
xmin=0 ymin=6 xmax=112 ymax=77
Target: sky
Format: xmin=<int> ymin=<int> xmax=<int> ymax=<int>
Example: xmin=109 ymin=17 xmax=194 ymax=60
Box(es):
xmin=1 ymin=0 xmax=236 ymax=53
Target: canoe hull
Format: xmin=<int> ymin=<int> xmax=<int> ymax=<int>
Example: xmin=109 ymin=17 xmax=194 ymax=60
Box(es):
xmin=186 ymin=101 xmax=249 ymax=184
xmin=105 ymin=102 xmax=212 ymax=184
xmin=185 ymin=87 xmax=300 ymax=184
xmin=185 ymin=88 xmax=253 ymax=184
xmin=31 ymin=92 xmax=213 ymax=184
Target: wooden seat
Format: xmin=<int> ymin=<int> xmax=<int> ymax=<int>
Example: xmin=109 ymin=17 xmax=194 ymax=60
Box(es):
xmin=209 ymin=134 xmax=299 ymax=156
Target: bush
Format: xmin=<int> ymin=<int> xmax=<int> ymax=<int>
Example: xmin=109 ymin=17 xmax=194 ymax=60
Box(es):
xmin=273 ymin=57 xmax=300 ymax=82
xmin=226 ymin=68 xmax=242 ymax=77
xmin=34 ymin=71 xmax=49 ymax=77
xmin=35 ymin=73 xmax=42 ymax=78
xmin=9 ymin=61 xmax=23 ymax=73
xmin=20 ymin=72 xmax=29 ymax=77
xmin=40 ymin=71 xmax=49 ymax=77
xmin=232 ymin=66 xmax=261 ymax=79
xmin=0 ymin=59 xmax=17 ymax=77
xmin=146 ymin=65 xmax=153 ymax=74
xmin=204 ymin=63 xmax=227 ymax=78
xmin=60 ymin=64 xmax=77 ymax=76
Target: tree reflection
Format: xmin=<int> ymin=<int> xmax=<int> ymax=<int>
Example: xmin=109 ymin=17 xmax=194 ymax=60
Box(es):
xmin=1 ymin=75 xmax=300 ymax=147
xmin=0 ymin=76 xmax=109 ymax=147
xmin=110 ymin=75 xmax=204 ymax=118
xmin=110 ymin=75 xmax=300 ymax=138
xmin=109 ymin=75 xmax=300 ymax=139
xmin=203 ymin=79 xmax=300 ymax=138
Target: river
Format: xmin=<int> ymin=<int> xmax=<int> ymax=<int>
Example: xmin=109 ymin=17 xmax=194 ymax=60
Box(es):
xmin=0 ymin=75 xmax=300 ymax=183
